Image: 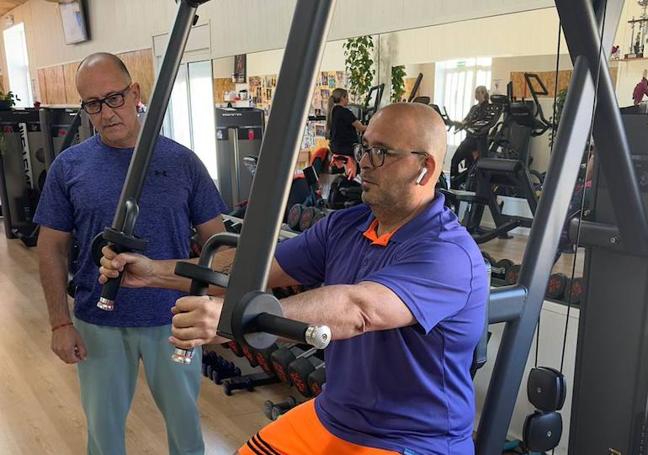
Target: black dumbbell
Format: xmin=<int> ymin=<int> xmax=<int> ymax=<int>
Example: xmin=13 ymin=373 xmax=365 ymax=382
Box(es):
xmin=211 ymin=365 xmax=241 ymax=384
xmin=202 ymin=351 xmax=227 ymax=377
xmin=263 ymin=396 xmax=298 ymax=421
xmin=288 ymin=357 xmax=324 ymax=397
xmin=492 ymin=258 xmax=514 ymax=281
xmin=299 ymin=206 xmax=317 ymax=231
xmin=287 ymin=204 xmax=304 ymax=231
xmin=225 ymin=340 xmax=245 ymax=357
xmin=255 ymin=343 xmax=297 ymax=376
xmin=307 ymin=364 xmax=326 ymax=397
xmin=271 ymin=347 xmax=318 ymax=385
xmin=241 ymin=344 xmax=259 ymax=368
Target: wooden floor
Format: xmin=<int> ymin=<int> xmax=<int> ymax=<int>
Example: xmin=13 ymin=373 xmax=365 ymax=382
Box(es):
xmin=0 ymin=224 xmax=294 ymax=455
xmin=0 ymin=220 xmax=584 ymax=454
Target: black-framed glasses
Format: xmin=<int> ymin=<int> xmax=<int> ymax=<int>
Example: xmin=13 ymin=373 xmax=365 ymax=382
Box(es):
xmin=353 ymin=143 xmax=429 ymax=168
xmin=81 ymin=84 xmax=132 ymax=115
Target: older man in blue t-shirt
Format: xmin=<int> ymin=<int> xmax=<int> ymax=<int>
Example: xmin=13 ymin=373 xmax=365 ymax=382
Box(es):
xmin=99 ymin=103 xmax=488 ymax=455
xmin=35 ymin=53 xmax=227 ymax=455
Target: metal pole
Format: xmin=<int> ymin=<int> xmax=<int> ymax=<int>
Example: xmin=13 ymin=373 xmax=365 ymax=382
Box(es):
xmin=476 ymin=56 xmax=596 ymax=454
xmin=218 ymin=0 xmax=336 ymax=339
xmin=98 ymin=0 xmax=209 ymax=309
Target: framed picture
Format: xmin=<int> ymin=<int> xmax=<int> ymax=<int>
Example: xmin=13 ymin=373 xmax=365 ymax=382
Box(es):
xmin=233 ymin=54 xmax=247 ymax=83
xmin=59 ymin=0 xmax=90 ymax=45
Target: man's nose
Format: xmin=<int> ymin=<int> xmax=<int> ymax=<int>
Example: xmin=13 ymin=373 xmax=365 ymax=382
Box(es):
xmin=359 ymin=150 xmax=372 ymax=170
xmin=100 ymin=104 xmax=117 ymax=122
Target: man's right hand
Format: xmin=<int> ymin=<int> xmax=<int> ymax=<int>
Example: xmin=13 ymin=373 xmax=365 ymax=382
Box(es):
xmin=51 ymin=325 xmax=87 ymax=364
xmin=99 ymin=246 xmax=156 ymax=288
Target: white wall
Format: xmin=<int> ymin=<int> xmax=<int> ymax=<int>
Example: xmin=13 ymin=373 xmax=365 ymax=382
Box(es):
xmin=0 ymin=0 xmax=556 ymax=95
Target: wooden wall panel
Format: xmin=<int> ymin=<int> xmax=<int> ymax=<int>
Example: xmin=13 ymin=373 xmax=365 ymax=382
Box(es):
xmin=510 ymin=70 xmax=573 ymax=99
xmin=42 ymin=65 xmax=66 ymax=105
xmin=510 ymin=72 xmax=527 ymax=99
xmin=213 ymin=77 xmax=235 ymax=104
xmin=36 ymin=48 xmax=155 ymax=106
xmin=37 ymin=68 xmax=47 ymax=103
xmin=119 ymin=49 xmax=154 ymax=104
xmin=63 ymin=62 xmax=80 ymax=105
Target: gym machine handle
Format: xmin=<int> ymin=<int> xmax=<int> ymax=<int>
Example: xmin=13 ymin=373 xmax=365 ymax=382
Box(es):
xmin=96 ymin=0 xmax=210 ymax=312
xmin=97 ymin=200 xmax=147 ymax=311
xmin=171 ymin=232 xmax=238 ymax=364
xmin=230 ymin=291 xmax=331 ymax=351
xmin=249 ymin=311 xmax=331 ymax=350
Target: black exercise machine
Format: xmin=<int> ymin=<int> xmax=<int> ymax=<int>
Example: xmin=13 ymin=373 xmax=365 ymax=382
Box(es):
xmin=0 ymin=107 xmax=90 ymax=246
xmin=94 ymin=0 xmax=647 ymax=452
xmin=348 ymin=83 xmax=384 ymax=124
xmin=94 ymin=0 xmax=333 ymax=363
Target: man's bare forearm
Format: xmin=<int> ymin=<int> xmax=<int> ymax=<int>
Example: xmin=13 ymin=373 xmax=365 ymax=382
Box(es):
xmin=39 ymin=247 xmax=72 ymax=327
xmin=280 ymin=285 xmax=367 ymax=340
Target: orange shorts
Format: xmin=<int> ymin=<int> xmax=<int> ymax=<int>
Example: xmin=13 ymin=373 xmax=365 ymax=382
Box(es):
xmin=238 ymin=400 xmax=397 ymax=455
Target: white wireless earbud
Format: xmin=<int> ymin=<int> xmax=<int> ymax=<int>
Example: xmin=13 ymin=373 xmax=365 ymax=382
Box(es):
xmin=415 ymin=168 xmax=428 ymax=185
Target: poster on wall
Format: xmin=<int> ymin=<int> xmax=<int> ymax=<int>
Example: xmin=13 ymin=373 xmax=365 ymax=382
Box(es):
xmin=233 ymin=54 xmax=247 ymax=83
xmin=59 ymin=0 xmax=90 ymax=45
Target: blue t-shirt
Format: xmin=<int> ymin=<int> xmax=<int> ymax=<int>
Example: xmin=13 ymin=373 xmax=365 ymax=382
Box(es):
xmin=275 ymin=194 xmax=488 ymax=455
xmin=34 ymin=135 xmax=227 ymax=327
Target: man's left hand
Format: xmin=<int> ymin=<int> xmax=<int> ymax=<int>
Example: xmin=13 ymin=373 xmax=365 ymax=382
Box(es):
xmin=169 ymin=296 xmax=228 ymax=348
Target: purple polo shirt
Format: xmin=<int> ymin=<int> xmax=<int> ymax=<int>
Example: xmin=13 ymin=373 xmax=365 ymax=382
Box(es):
xmin=275 ymin=194 xmax=488 ymax=455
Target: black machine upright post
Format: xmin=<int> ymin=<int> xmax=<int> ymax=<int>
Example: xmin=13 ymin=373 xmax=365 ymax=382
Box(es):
xmin=475 ymin=56 xmax=597 ymax=455
xmin=97 ymin=0 xmax=210 ymax=311
xmin=216 ymin=0 xmax=336 ymax=346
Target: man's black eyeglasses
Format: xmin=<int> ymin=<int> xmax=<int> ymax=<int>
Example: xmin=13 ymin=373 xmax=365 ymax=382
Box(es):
xmin=353 ymin=143 xmax=429 ymax=168
xmin=81 ymin=84 xmax=132 ymax=115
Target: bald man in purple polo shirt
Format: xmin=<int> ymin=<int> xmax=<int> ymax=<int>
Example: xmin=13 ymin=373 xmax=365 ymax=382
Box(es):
xmin=99 ymin=103 xmax=489 ymax=455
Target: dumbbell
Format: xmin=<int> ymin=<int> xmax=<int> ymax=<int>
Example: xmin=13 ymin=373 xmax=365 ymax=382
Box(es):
xmin=299 ymin=206 xmax=317 ymax=231
xmin=202 ymin=351 xmax=241 ymax=384
xmin=307 ymin=364 xmax=326 ymax=397
xmin=287 ymin=204 xmax=304 ymax=231
xmin=565 ymin=277 xmax=584 ymax=305
xmin=288 ymin=357 xmax=324 ymax=397
xmin=504 ymin=264 xmax=522 ymax=285
xmin=271 ymin=347 xmax=318 ymax=385
xmin=491 ymin=258 xmax=514 ymax=281
xmin=254 ymin=343 xmax=297 ymax=376
xmin=263 ymin=396 xmax=298 ymax=421
xmin=546 ymin=273 xmax=568 ymax=300
xmin=241 ymin=344 xmax=259 ymax=368
xmin=225 ymin=340 xmax=245 ymax=358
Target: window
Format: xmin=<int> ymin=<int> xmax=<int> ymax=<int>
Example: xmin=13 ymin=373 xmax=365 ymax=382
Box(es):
xmin=434 ymin=57 xmax=492 ymax=147
xmin=3 ymin=23 xmax=33 ymax=107
xmin=160 ymin=60 xmax=217 ymax=179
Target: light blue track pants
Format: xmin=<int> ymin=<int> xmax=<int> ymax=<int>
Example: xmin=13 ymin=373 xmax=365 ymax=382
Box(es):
xmin=75 ymin=318 xmax=204 ymax=455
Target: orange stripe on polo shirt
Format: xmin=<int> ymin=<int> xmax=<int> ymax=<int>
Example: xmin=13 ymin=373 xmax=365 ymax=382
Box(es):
xmin=238 ymin=400 xmax=397 ymax=455
xmin=362 ymin=218 xmax=397 ymax=247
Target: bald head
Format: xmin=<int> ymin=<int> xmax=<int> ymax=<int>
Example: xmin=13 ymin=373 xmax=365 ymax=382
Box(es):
xmin=367 ymin=103 xmax=447 ymax=176
xmin=76 ymin=52 xmax=131 ymax=88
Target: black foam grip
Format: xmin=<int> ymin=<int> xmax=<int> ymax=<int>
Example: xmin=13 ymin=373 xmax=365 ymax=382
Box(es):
xmin=251 ymin=313 xmax=308 ymax=342
xmin=101 ymin=273 xmax=124 ymax=302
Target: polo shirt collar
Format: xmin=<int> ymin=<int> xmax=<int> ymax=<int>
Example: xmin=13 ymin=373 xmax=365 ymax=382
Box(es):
xmin=357 ymin=191 xmax=447 ymax=246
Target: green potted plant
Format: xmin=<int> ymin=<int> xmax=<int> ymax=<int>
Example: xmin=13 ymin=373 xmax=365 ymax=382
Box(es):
xmin=391 ymin=65 xmax=407 ymax=102
xmin=343 ymin=36 xmax=375 ymax=103
xmin=0 ymin=90 xmax=20 ymax=110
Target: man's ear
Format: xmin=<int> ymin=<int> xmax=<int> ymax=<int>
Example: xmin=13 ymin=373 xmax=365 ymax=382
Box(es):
xmin=131 ymin=82 xmax=141 ymax=104
xmin=418 ymin=154 xmax=437 ymax=186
